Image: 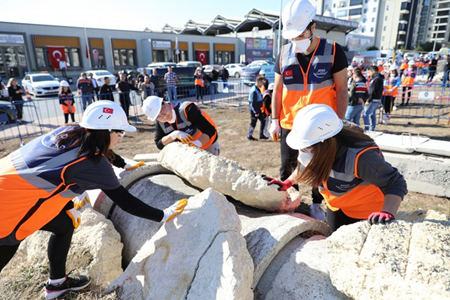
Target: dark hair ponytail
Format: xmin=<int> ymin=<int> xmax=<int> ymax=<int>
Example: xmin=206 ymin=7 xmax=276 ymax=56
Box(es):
xmin=56 ymin=126 xmax=115 ymax=163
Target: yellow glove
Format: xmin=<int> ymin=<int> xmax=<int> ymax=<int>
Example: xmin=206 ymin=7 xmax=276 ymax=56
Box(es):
xmin=125 ymin=161 xmax=145 ymax=171
xmin=66 ymin=208 xmax=81 ymax=229
xmin=187 ymin=140 xmax=202 ymax=148
xmin=162 ymin=199 xmax=188 ymax=223
xmin=170 ymin=130 xmax=193 ymax=144
xmin=73 ymin=192 xmax=90 ymax=210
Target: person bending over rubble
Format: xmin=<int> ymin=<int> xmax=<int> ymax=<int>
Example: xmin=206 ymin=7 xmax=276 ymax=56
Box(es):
xmin=264 ymin=104 xmax=407 ymax=232
xmin=142 ymin=96 xmax=219 ymax=155
xmin=0 ymin=101 xmax=187 ymax=299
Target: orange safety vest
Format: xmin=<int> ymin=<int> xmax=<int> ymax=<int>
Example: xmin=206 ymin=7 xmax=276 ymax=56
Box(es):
xmin=401 ymin=69 xmax=415 ymax=88
xmin=159 ymin=101 xmax=217 ymax=150
xmin=279 ymin=37 xmax=337 ymax=129
xmin=0 ymin=127 xmax=87 ymax=245
xmin=400 ymin=63 xmax=408 ymax=71
xmin=318 ymin=146 xmax=385 ymax=219
xmin=378 ymin=66 xmax=384 ymax=72
xmin=261 ymin=90 xmax=271 ymax=116
xmin=194 ymin=74 xmax=204 ymax=87
xmin=383 ymin=76 xmax=399 ymax=97
xmin=59 ymin=93 xmax=76 ymax=114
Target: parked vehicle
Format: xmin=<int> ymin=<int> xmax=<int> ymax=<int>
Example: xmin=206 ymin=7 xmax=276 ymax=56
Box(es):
xmin=177 ymin=61 xmax=202 ymax=68
xmin=203 ymin=64 xmax=221 ymax=78
xmin=147 ymin=62 xmax=177 ymax=68
xmin=85 ymin=70 xmax=116 ymax=87
xmin=225 ymin=63 xmax=247 ymax=78
xmin=0 ymin=100 xmax=16 ymax=124
xmin=242 ymin=60 xmax=274 ymax=85
xmin=21 ymin=73 xmax=60 ymax=97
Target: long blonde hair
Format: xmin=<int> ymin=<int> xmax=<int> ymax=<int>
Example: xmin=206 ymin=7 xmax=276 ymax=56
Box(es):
xmin=7 ymin=78 xmax=17 ymax=88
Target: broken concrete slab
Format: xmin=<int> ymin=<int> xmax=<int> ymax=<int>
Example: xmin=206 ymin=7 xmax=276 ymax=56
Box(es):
xmin=92 ymin=162 xmax=173 ymax=217
xmin=133 ymin=153 xmax=160 ymax=162
xmin=111 ymin=173 xmax=201 ymax=266
xmin=16 ymin=207 xmax=123 ymax=289
xmin=327 ymin=220 xmax=450 ymax=300
xmin=257 ymin=236 xmax=350 ymax=300
xmin=397 ymin=209 xmax=450 ymax=222
xmin=235 ymin=202 xmax=332 ymax=288
xmin=383 ymin=152 xmax=450 ymax=198
xmin=105 ymin=188 xmax=254 ymax=300
xmin=158 ymin=143 xmax=301 ymax=212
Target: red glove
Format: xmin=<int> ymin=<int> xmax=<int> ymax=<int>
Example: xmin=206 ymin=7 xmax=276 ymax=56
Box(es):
xmin=368 ymin=211 xmax=395 ymax=225
xmin=262 ymin=175 xmax=293 ymax=191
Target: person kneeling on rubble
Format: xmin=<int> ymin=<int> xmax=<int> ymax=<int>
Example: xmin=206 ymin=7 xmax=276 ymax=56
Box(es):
xmin=143 ymin=96 xmax=219 ymax=155
xmin=0 ymin=101 xmax=187 ymax=299
xmin=264 ymin=104 xmax=407 ymax=232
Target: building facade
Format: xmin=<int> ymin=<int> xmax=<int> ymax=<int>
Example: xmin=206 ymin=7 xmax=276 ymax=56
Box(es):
xmin=424 ymin=0 xmax=450 ymax=46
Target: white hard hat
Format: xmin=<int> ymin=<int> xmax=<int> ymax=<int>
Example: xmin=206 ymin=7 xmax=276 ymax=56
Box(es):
xmin=347 ymin=66 xmax=353 ymax=71
xmin=286 ymin=104 xmax=343 ymax=150
xmin=352 ymin=58 xmax=357 ymax=62
xmin=79 ymin=101 xmax=136 ymax=132
xmin=60 ymin=80 xmax=69 ymax=87
xmin=282 ymin=0 xmax=317 ymax=39
xmin=142 ymin=96 xmax=163 ymax=121
xmin=196 ymin=67 xmax=201 ymax=71
xmin=408 ymin=60 xmax=415 ymax=65
xmin=383 ymin=62 xmax=391 ymax=67
xmin=268 ymin=83 xmax=275 ymax=90
xmin=389 ymin=65 xmax=397 ymax=71
xmin=259 ymin=70 xmax=266 ymax=75
xmin=419 ymin=54 xmax=423 ymax=57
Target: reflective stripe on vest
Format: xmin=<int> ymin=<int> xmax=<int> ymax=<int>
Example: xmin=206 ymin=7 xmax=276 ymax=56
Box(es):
xmin=0 ymin=127 xmax=87 ymax=245
xmin=401 ymin=70 xmax=415 ymax=87
xmin=280 ymin=37 xmax=337 ymax=129
xmin=318 ymin=145 xmax=385 ymax=219
xmin=159 ymin=101 xmax=217 ymax=150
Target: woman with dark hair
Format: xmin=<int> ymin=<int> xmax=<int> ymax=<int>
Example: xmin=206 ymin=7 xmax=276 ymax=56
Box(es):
xmin=345 ymin=69 xmax=367 ymax=125
xmin=382 ymin=66 xmax=400 ymax=123
xmin=265 ymin=104 xmax=407 ymax=232
xmin=7 ymin=77 xmax=24 ymax=123
xmin=0 ymin=101 xmax=187 ymax=299
xmin=59 ymin=80 xmax=75 ymax=124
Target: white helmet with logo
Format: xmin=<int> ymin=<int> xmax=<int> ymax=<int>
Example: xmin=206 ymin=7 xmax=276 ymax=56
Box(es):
xmin=60 ymin=80 xmax=70 ymax=87
xmin=268 ymin=83 xmax=275 ymax=90
xmin=286 ymin=104 xmax=343 ymax=150
xmin=282 ymin=0 xmax=317 ymax=39
xmin=259 ymin=70 xmax=266 ymax=75
xmin=79 ymin=101 xmax=136 ymax=131
xmin=389 ymin=65 xmax=398 ymax=71
xmin=408 ymin=60 xmax=415 ymax=66
xmin=142 ymin=96 xmax=163 ymax=121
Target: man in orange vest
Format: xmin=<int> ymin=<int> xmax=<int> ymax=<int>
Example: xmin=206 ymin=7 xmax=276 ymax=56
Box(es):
xmin=269 ymin=0 xmax=348 ymax=220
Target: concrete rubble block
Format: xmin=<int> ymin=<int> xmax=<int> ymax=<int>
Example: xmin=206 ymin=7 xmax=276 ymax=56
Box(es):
xmin=235 ymin=202 xmax=332 ymax=288
xmin=17 ymin=207 xmax=123 ymax=289
xmin=257 ymin=235 xmax=350 ymax=300
xmin=397 ymin=209 xmax=450 ymax=222
xmin=92 ymin=162 xmax=173 ymax=216
xmin=327 ymin=220 xmax=450 ymax=300
xmin=133 ymin=153 xmax=160 ymax=162
xmin=105 ymin=188 xmax=254 ymax=300
xmin=158 ymin=143 xmax=301 ymax=212
xmin=383 ymin=152 xmax=450 ymax=198
xmin=111 ymin=173 xmax=201 ymax=266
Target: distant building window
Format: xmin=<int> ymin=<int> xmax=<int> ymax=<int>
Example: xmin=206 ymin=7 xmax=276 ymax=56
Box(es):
xmin=337 ymin=10 xmax=349 ymax=17
xmin=365 ymin=0 xmax=368 ymax=3
xmin=333 ymin=3 xmax=336 ymax=8
xmin=373 ymin=7 xmax=377 ymax=12
xmin=349 ymin=8 xmax=362 ymax=16
xmin=371 ymin=27 xmax=374 ymax=32
xmin=387 ymin=5 xmax=389 ymax=10
xmin=382 ymin=36 xmax=385 ymax=41
xmin=372 ymin=18 xmax=375 ymax=22
xmin=363 ymin=18 xmax=367 ymax=23
xmin=364 ymin=8 xmax=367 ymax=13
xmin=385 ymin=16 xmax=388 ymax=21
xmin=362 ymin=28 xmax=366 ymax=33
xmin=383 ymin=26 xmax=386 ymax=31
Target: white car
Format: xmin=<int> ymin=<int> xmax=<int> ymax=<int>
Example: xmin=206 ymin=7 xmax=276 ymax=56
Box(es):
xmin=225 ymin=63 xmax=247 ymax=78
xmin=22 ymin=73 xmax=60 ymax=97
xmin=177 ymin=61 xmax=202 ymax=68
xmin=86 ymin=70 xmax=116 ymax=87
xmin=147 ymin=62 xmax=177 ymax=69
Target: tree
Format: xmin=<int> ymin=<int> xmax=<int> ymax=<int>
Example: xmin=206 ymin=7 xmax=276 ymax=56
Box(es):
xmin=367 ymin=45 xmax=379 ymax=51
xmin=419 ymin=42 xmax=442 ymax=52
xmin=414 ymin=44 xmax=424 ymax=52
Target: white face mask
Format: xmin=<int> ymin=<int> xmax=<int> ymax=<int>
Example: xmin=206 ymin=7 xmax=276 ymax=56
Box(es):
xmin=298 ymin=151 xmax=314 ymax=167
xmin=292 ymin=38 xmax=312 ymax=54
xmin=169 ymin=108 xmax=176 ymax=124
xmin=390 ymin=74 xmax=395 ymax=78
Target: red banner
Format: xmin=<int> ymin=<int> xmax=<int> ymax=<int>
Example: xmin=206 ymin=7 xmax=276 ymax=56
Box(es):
xmin=197 ymin=50 xmax=207 ymax=66
xmin=48 ymin=47 xmax=67 ymax=70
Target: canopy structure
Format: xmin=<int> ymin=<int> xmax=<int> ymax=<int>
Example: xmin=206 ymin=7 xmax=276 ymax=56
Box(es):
xmin=203 ymin=15 xmax=241 ymax=36
xmin=179 ymin=20 xmax=210 ymax=35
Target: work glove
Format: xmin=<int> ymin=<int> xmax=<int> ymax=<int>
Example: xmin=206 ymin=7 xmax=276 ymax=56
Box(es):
xmin=310 ymin=203 xmax=326 ymax=221
xmin=170 ymin=130 xmax=193 ymax=144
xmin=124 ymin=161 xmax=145 ymax=171
xmin=262 ymin=175 xmax=292 ymax=191
xmin=73 ymin=192 xmax=90 ymax=210
xmin=66 ymin=208 xmax=81 ymax=229
xmin=162 ymin=199 xmax=188 ymax=223
xmin=269 ymin=119 xmax=281 ymax=142
xmin=368 ymin=211 xmax=395 ymax=225
xmin=187 ymin=140 xmax=203 ymax=148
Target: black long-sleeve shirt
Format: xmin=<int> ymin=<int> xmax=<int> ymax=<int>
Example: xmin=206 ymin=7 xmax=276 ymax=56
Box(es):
xmin=367 ymin=74 xmax=384 ymax=103
xmin=154 ymin=103 xmax=217 ymax=150
xmin=8 ymin=85 xmax=24 ymax=101
xmin=99 ymin=84 xmax=114 ymax=101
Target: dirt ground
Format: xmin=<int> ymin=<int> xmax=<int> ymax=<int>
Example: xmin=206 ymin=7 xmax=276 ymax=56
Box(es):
xmin=0 ymin=102 xmax=449 ymax=300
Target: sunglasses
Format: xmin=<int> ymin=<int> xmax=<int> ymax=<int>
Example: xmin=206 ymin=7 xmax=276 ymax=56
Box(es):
xmin=112 ymin=130 xmax=126 ymax=138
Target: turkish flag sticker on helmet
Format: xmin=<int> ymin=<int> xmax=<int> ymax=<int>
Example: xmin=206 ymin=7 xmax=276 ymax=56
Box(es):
xmin=103 ymin=107 xmax=114 ymax=114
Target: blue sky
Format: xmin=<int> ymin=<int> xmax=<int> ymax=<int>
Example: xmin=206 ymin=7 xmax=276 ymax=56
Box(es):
xmin=0 ymin=0 xmax=284 ymax=31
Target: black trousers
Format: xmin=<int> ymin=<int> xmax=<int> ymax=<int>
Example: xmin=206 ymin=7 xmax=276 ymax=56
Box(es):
xmin=14 ymin=103 xmax=23 ymax=120
xmin=401 ymin=87 xmax=412 ymax=105
xmin=196 ymin=85 xmax=203 ymax=100
xmin=280 ymin=127 xmax=324 ymax=204
xmin=249 ymin=109 xmax=266 ymax=138
xmin=64 ymin=113 xmax=75 ymax=124
xmin=327 ymin=207 xmax=362 ymax=232
xmin=0 ymin=208 xmax=74 ymax=279
xmin=119 ymin=95 xmax=131 ymax=117
xmin=383 ymin=95 xmax=394 ymax=114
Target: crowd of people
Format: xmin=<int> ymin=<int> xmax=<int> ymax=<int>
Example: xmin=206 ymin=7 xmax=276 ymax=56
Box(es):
xmin=0 ymin=1 xmax=415 ymax=299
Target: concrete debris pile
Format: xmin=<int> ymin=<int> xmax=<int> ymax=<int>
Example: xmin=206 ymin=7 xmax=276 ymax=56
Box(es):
xmin=105 ymin=188 xmax=254 ymax=300
xmin=158 ymin=143 xmax=301 ymax=212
